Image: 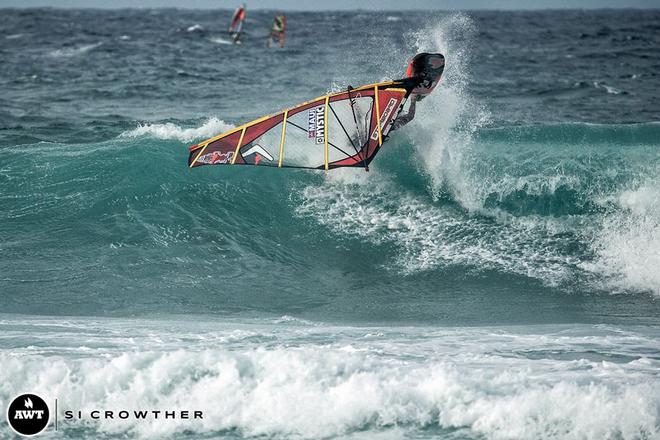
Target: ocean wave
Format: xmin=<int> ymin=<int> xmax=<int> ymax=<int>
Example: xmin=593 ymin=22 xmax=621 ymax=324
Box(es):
xmin=293 ymin=119 xmax=660 ymax=291
xmin=1 ymin=322 xmax=658 ymax=439
xmin=119 ymin=117 xmax=233 ymax=142
xmin=296 ymin=181 xmax=580 ymax=285
xmin=2 ymin=11 xmax=659 ymax=298
xmin=475 ymin=122 xmax=660 ymax=145
xmin=4 ymin=115 xmax=660 ymax=295
xmin=272 ymin=315 xmax=318 ymax=326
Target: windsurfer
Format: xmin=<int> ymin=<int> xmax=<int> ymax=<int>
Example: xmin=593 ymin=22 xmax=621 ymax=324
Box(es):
xmin=229 ymin=4 xmax=246 ymax=44
xmin=267 ymin=13 xmax=286 ymax=48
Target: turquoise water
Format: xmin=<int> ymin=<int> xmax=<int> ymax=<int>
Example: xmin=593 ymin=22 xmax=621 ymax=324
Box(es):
xmin=1 ymin=8 xmax=659 ymax=439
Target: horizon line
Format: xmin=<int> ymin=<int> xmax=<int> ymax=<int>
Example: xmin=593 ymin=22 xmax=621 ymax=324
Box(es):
xmin=1 ymin=5 xmax=659 ymax=10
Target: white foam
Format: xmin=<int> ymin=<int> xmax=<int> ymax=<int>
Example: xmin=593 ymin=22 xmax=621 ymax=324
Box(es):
xmin=119 ymin=117 xmax=234 ymax=142
xmin=593 ymin=81 xmax=623 ymax=95
xmin=49 ymin=42 xmax=102 ymax=58
xmin=272 ymin=315 xmax=317 ymax=326
xmin=617 ymin=185 xmax=660 ymax=217
xmin=584 ymin=183 xmax=660 ymax=296
xmin=1 ymin=320 xmax=658 ymax=439
xmin=186 ymin=24 xmax=204 ymax=32
xmin=406 ymin=14 xmax=491 ymax=211
xmin=296 ymin=182 xmax=578 ymax=284
xmin=209 ymin=37 xmax=233 ymax=45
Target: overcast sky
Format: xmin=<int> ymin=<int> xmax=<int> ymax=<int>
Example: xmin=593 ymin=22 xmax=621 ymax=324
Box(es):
xmin=2 ymin=0 xmax=659 ymax=9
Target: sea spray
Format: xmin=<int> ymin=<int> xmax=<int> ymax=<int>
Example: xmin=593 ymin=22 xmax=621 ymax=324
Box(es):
xmin=584 ymin=182 xmax=660 ymax=295
xmin=407 ymin=14 xmax=491 ymax=210
xmin=120 ymin=117 xmax=234 ymax=142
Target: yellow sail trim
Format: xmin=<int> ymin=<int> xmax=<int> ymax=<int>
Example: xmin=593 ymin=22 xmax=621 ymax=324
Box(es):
xmin=191 ymin=113 xmax=272 ymax=152
xmin=278 ymin=110 xmax=288 ymax=167
xmin=386 ymin=88 xmax=407 ymax=94
xmin=374 ymin=85 xmax=383 ymax=146
xmin=188 ymin=80 xmax=406 ymax=153
xmin=231 ymin=127 xmax=246 ymax=165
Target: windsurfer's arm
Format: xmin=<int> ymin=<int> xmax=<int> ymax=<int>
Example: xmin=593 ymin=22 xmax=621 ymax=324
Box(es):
xmin=393 ymin=94 xmax=418 ymax=130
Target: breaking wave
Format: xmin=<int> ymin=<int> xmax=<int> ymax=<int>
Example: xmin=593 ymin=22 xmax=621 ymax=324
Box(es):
xmin=119 ymin=117 xmax=233 ymax=142
xmin=2 ymin=14 xmax=659 ymax=302
xmin=295 ymin=14 xmax=660 ymax=295
xmin=1 ymin=319 xmax=658 ymax=440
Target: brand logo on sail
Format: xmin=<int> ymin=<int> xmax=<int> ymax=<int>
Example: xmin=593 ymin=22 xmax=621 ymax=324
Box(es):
xmin=197 ymin=151 xmax=234 ymax=164
xmin=308 ymin=105 xmax=325 ymax=144
xmin=371 ymin=98 xmax=398 ymax=140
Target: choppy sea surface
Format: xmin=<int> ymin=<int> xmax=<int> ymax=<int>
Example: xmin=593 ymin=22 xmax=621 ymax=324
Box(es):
xmin=1 ymin=8 xmax=659 ymax=439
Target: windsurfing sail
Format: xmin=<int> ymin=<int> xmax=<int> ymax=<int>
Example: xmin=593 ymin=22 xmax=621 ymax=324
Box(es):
xmin=188 ymin=53 xmax=445 ymax=171
xmin=229 ymin=4 xmax=246 ymax=38
xmin=189 ymin=81 xmax=413 ymax=171
xmin=268 ymin=13 xmax=286 ymax=48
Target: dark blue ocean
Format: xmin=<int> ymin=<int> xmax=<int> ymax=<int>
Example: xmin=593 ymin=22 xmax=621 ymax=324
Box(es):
xmin=1 ymin=7 xmax=659 ymax=439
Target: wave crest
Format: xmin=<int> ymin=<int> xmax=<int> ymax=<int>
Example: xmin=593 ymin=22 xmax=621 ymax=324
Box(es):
xmin=119 ymin=117 xmax=233 ymax=142
xmin=1 ymin=325 xmax=658 ymax=439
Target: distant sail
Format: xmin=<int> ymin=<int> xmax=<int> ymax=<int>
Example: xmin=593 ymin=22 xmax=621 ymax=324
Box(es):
xmin=268 ymin=13 xmax=286 ymax=48
xmin=228 ymin=5 xmax=246 ymax=35
xmin=188 ymin=81 xmax=412 ymax=171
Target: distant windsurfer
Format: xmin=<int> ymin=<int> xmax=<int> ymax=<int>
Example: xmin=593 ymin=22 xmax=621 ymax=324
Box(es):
xmin=267 ymin=13 xmax=286 ymax=48
xmin=229 ymin=4 xmax=246 ymax=44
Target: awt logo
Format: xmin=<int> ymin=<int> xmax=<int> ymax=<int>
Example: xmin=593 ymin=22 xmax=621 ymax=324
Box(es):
xmin=6 ymin=393 xmax=50 ymax=436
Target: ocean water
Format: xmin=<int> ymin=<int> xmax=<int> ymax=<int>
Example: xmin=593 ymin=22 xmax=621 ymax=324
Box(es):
xmin=1 ymin=7 xmax=660 ymax=439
